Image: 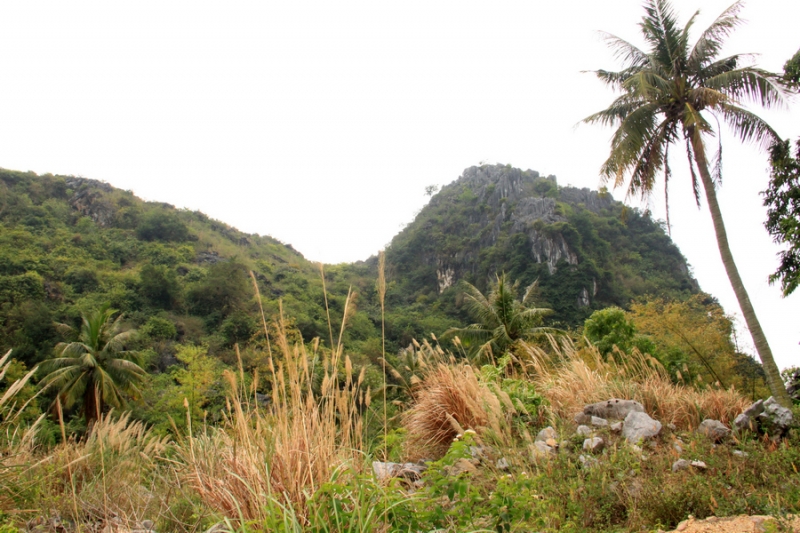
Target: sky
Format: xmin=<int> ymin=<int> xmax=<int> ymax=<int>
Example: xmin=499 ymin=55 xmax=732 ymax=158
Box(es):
xmin=0 ymin=1 xmax=798 ymax=370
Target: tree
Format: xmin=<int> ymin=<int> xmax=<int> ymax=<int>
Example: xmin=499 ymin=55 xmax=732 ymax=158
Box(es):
xmin=41 ymin=305 xmax=146 ymax=426
xmin=446 ymin=273 xmax=554 ymax=363
xmin=783 ymin=48 xmax=800 ymax=90
xmin=764 ymin=139 xmax=800 ymax=296
xmin=583 ymin=0 xmax=791 ymax=405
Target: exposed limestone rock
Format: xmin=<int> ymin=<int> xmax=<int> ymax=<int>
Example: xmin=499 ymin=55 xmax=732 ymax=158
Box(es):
xmin=622 ymin=411 xmax=662 ymax=443
xmin=584 ymin=399 xmax=645 ymax=420
xmin=696 ymin=419 xmax=730 ymax=442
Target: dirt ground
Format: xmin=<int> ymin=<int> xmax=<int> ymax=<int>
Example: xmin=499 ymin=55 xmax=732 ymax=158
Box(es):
xmin=661 ymin=514 xmax=800 ymax=532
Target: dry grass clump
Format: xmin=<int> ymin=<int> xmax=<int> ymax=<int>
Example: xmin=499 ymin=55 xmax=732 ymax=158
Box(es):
xmin=4 ymin=411 xmax=172 ymax=531
xmin=402 ymin=363 xmax=511 ymax=460
xmin=179 ymin=300 xmax=367 ymax=525
xmin=521 ymin=339 xmax=749 ymax=428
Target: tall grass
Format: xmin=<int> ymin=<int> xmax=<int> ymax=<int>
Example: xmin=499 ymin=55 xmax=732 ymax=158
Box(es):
xmin=519 ymin=338 xmax=749 ymax=427
xmin=180 ymin=297 xmax=368 ymax=526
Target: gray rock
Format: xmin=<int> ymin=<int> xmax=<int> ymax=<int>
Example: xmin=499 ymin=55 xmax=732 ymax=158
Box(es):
xmin=591 ymin=416 xmax=609 ymax=428
xmin=532 ymin=440 xmax=554 ymax=457
xmin=574 ymin=412 xmax=592 ymax=425
xmin=535 ymin=426 xmax=558 ymax=443
xmin=496 ymin=457 xmax=510 ymax=470
xmin=672 ymin=459 xmax=690 ymax=472
xmin=583 ymin=437 xmax=605 ymax=454
xmin=743 ymin=399 xmax=765 ymax=418
xmin=673 ymin=442 xmax=683 ymax=454
xmin=757 ymin=397 xmax=793 ymax=437
xmin=697 ymin=419 xmax=730 ymax=442
xmin=576 ymin=425 xmax=592 ymax=437
xmin=141 ymin=520 xmax=155 ymax=532
xmin=734 ymin=413 xmax=757 ymax=432
xmin=690 ymin=460 xmax=707 ymax=471
xmin=578 ymin=454 xmax=599 ymax=468
xmin=622 ymin=411 xmax=662 ymax=443
xmin=372 ymin=461 xmax=427 ymax=481
xmin=610 ymin=421 xmax=623 ymax=433
xmin=732 ymin=450 xmax=749 ymax=458
xmin=584 ymin=399 xmax=645 ymax=420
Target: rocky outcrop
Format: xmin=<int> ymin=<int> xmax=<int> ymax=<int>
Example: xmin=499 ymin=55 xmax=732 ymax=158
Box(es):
xmin=734 ymin=397 xmax=793 ymax=440
xmin=583 ymin=399 xmax=645 ymax=420
xmin=622 ymin=411 xmax=662 ymax=443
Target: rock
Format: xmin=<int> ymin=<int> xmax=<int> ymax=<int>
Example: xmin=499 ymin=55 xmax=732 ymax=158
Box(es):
xmin=732 ymin=450 xmax=749 ymax=458
xmin=372 ymin=461 xmax=427 ymax=482
xmin=697 ymin=419 xmax=730 ymax=442
xmin=673 ymin=442 xmax=683 ymax=454
xmin=734 ymin=412 xmax=757 ymax=432
xmin=535 ymin=426 xmax=558 ymax=442
xmin=610 ymin=421 xmax=623 ymax=433
xmin=496 ymin=457 xmax=510 ymax=470
xmin=450 ymin=458 xmax=477 ymax=475
xmin=578 ymin=454 xmax=599 ymax=468
xmin=584 ymin=399 xmax=645 ymax=420
xmin=469 ymin=446 xmax=487 ymax=461
xmin=574 ymin=412 xmax=592 ymax=425
xmin=757 ymin=397 xmax=793 ymax=438
xmin=204 ymin=523 xmax=231 ymax=533
xmin=743 ymin=399 xmax=765 ymax=418
xmin=667 ymin=423 xmax=677 ymax=431
xmin=590 ymin=416 xmax=609 ymax=428
xmin=622 ymin=411 xmax=662 ymax=443
xmin=690 ymin=460 xmax=707 ymax=471
xmin=672 ymin=459 xmax=690 ymax=472
xmin=736 ymin=397 xmax=794 ymax=439
xmin=576 ymin=425 xmax=592 ymax=437
xmin=545 ymin=438 xmax=558 ymax=448
xmin=140 ymin=521 xmax=155 ymax=532
xmin=583 ymin=437 xmax=605 ymax=454
xmin=532 ymin=440 xmax=554 ymax=458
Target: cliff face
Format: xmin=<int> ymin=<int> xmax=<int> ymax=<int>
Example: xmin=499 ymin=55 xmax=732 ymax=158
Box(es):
xmin=385 ymin=164 xmax=696 ymax=326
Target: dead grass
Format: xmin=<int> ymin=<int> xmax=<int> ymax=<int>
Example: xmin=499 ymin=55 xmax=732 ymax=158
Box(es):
xmin=179 ymin=298 xmax=367 ymax=525
xmin=520 ymin=338 xmax=749 ymax=428
xmin=402 ymin=362 xmax=511 ymax=460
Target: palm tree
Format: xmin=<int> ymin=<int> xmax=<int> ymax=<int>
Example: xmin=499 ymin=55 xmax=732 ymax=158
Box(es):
xmin=446 ymin=273 xmax=554 ymax=364
xmin=583 ymin=0 xmax=791 ymax=405
xmin=41 ymin=305 xmax=146 ymax=426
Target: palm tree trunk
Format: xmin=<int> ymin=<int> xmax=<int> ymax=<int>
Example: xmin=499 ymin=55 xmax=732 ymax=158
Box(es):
xmin=690 ymin=133 xmax=791 ymax=407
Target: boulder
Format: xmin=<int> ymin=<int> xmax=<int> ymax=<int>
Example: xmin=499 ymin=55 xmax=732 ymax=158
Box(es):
xmin=622 ymin=411 xmax=662 ymax=443
xmin=583 ymin=437 xmax=605 ymax=454
xmin=584 ymin=399 xmax=645 ymax=420
xmin=372 ymin=461 xmax=427 ymax=482
xmin=697 ymin=419 xmax=730 ymax=442
xmin=591 ymin=416 xmax=609 ymax=428
xmin=735 ymin=397 xmax=793 ymax=439
xmin=576 ymin=425 xmax=592 ymax=437
xmin=531 ymin=440 xmax=555 ymax=458
xmin=610 ymin=421 xmax=623 ymax=433
xmin=672 ymin=459 xmax=690 ymax=472
xmin=757 ymin=397 xmax=793 ymax=438
xmin=535 ymin=426 xmax=558 ymax=442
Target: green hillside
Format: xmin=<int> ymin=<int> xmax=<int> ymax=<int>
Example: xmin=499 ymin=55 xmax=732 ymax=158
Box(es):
xmin=0 ymin=164 xmax=699 ymax=369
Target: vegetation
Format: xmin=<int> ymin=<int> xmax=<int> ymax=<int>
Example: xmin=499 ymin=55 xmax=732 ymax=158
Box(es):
xmin=40 ymin=305 xmax=145 ymax=426
xmin=0 ymin=9 xmax=796 ymax=524
xmin=583 ymin=0 xmax=791 ymax=405
xmin=444 ymin=274 xmax=554 ymax=364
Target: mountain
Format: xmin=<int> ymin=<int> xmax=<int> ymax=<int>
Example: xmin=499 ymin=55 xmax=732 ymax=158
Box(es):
xmin=0 ymin=164 xmax=697 ymax=367
xmin=379 ymin=164 xmax=697 ymax=331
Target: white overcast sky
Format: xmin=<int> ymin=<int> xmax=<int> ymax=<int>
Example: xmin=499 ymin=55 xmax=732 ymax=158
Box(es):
xmin=0 ymin=1 xmax=798 ymax=369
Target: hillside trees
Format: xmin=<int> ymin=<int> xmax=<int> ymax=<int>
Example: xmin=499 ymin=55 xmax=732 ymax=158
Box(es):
xmin=445 ymin=273 xmax=554 ymax=363
xmin=583 ymin=0 xmax=790 ymax=405
xmin=764 ymin=139 xmax=800 ymax=296
xmin=40 ymin=305 xmax=146 ymax=426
